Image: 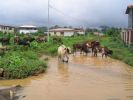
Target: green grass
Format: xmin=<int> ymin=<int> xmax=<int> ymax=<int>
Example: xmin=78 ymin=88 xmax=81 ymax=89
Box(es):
xmin=100 ymin=36 xmax=133 ymax=66
xmin=0 ymin=51 xmax=47 ymax=79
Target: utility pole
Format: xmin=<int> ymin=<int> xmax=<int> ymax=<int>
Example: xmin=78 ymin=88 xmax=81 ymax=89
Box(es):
xmin=47 ymin=0 xmax=50 ymax=42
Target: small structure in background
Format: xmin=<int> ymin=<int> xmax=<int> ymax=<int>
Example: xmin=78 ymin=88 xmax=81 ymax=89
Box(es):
xmin=0 ymin=25 xmax=15 ymax=33
xmin=93 ymin=32 xmax=104 ymax=36
xmin=121 ymin=5 xmax=133 ymax=47
xmin=49 ymin=28 xmax=85 ymax=37
xmin=19 ymin=25 xmax=38 ymax=34
xmin=74 ymin=28 xmax=85 ymax=35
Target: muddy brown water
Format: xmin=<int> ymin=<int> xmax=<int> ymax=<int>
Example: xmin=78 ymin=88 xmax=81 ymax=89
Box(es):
xmin=0 ymin=54 xmax=133 ymax=100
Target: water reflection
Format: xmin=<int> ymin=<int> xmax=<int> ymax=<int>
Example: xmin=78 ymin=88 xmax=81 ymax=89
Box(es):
xmin=57 ymin=62 xmax=69 ymax=78
xmin=0 ymin=73 xmax=45 ymax=86
xmin=57 ymin=62 xmax=69 ymax=82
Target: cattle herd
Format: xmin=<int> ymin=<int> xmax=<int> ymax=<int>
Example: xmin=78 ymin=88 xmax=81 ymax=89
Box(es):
xmin=0 ymin=35 xmax=53 ymax=47
xmin=58 ymin=40 xmax=113 ymax=63
xmin=13 ymin=35 xmax=47 ymax=46
xmin=0 ymin=35 xmax=63 ymax=47
xmin=73 ymin=40 xmax=113 ymax=58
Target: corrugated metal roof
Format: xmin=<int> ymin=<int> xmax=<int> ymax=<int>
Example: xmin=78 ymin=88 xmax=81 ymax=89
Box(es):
xmin=0 ymin=24 xmax=14 ymax=28
xmin=49 ymin=28 xmax=85 ymax=32
xmin=19 ymin=25 xmax=37 ymax=28
xmin=50 ymin=28 xmax=75 ymax=32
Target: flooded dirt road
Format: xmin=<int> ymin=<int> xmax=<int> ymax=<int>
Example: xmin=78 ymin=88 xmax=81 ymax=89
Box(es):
xmin=0 ymin=54 xmax=133 ymax=100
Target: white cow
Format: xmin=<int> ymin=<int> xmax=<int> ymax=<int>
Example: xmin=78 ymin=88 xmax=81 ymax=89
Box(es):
xmin=58 ymin=45 xmax=71 ymax=63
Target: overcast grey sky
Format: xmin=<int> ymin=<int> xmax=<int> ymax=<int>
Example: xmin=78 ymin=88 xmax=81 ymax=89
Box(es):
xmin=0 ymin=0 xmax=132 ymax=27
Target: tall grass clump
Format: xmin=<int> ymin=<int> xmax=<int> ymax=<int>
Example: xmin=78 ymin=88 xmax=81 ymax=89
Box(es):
xmin=0 ymin=51 xmax=47 ymax=79
xmin=100 ymin=36 xmax=133 ymax=66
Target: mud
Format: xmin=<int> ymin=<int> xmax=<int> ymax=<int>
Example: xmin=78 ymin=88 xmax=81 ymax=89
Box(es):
xmin=0 ymin=54 xmax=133 ymax=100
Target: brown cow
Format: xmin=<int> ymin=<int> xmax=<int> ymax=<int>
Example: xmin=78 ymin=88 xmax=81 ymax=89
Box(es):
xmin=73 ymin=41 xmax=91 ymax=55
xmin=36 ymin=37 xmax=47 ymax=43
xmin=0 ymin=38 xmax=10 ymax=45
xmin=73 ymin=43 xmax=83 ymax=54
xmin=91 ymin=41 xmax=100 ymax=55
xmin=14 ymin=36 xmax=20 ymax=44
xmin=81 ymin=41 xmax=91 ymax=55
xmin=101 ymin=47 xmax=113 ymax=58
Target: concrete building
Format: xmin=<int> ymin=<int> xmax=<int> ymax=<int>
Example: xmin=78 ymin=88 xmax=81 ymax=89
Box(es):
xmin=94 ymin=32 xmax=104 ymax=36
xmin=49 ymin=28 xmax=85 ymax=37
xmin=0 ymin=25 xmax=15 ymax=33
xmin=19 ymin=25 xmax=38 ymax=34
xmin=74 ymin=28 xmax=85 ymax=35
xmin=121 ymin=5 xmax=133 ymax=47
xmin=126 ymin=5 xmax=133 ymax=29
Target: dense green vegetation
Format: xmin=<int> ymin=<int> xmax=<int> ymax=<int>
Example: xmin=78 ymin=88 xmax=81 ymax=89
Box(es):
xmin=0 ymin=51 xmax=47 ymax=79
xmin=100 ymin=36 xmax=133 ymax=66
xmin=100 ymin=28 xmax=133 ymax=66
xmin=0 ymin=34 xmax=48 ymax=79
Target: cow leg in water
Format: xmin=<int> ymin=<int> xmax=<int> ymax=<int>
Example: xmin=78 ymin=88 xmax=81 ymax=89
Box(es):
xmin=102 ymin=53 xmax=104 ymax=58
xmin=66 ymin=55 xmax=69 ymax=63
xmin=105 ymin=53 xmax=108 ymax=58
xmin=60 ymin=55 xmax=65 ymax=62
xmin=80 ymin=49 xmax=82 ymax=54
xmin=58 ymin=55 xmax=61 ymax=61
xmin=59 ymin=55 xmax=64 ymax=62
xmin=91 ymin=48 xmax=94 ymax=56
xmin=73 ymin=49 xmax=76 ymax=55
xmin=62 ymin=56 xmax=65 ymax=62
xmin=63 ymin=55 xmax=69 ymax=63
xmin=96 ymin=52 xmax=97 ymax=57
xmin=94 ymin=53 xmax=96 ymax=57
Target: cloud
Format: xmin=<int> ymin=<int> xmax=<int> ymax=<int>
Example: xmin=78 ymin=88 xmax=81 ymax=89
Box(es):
xmin=0 ymin=0 xmax=132 ymax=27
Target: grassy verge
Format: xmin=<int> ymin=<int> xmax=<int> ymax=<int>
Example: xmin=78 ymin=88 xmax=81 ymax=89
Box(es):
xmin=0 ymin=50 xmax=47 ymax=79
xmin=100 ymin=36 xmax=133 ymax=66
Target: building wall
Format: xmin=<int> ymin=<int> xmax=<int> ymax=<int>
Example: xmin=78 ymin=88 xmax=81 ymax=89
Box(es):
xmin=19 ymin=29 xmax=38 ymax=34
xmin=132 ymin=9 xmax=133 ymax=29
xmin=121 ymin=29 xmax=133 ymax=47
xmin=128 ymin=8 xmax=133 ymax=29
xmin=131 ymin=30 xmax=133 ymax=43
xmin=77 ymin=31 xmax=85 ymax=35
xmin=64 ymin=32 xmax=74 ymax=36
xmin=50 ymin=32 xmax=55 ymax=36
xmin=50 ymin=32 xmax=62 ymax=36
xmin=0 ymin=26 xmax=14 ymax=33
xmin=50 ymin=31 xmax=74 ymax=36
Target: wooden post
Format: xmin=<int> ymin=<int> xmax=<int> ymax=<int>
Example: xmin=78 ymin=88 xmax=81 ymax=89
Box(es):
xmin=124 ymin=32 xmax=126 ymax=43
xmin=47 ymin=0 xmax=50 ymax=42
xmin=128 ymin=30 xmax=131 ymax=48
xmin=126 ymin=31 xmax=128 ymax=45
xmin=122 ymin=32 xmax=123 ymax=41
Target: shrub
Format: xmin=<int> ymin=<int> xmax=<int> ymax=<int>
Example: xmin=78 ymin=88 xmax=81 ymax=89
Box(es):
xmin=30 ymin=41 xmax=41 ymax=49
xmin=0 ymin=51 xmax=47 ymax=79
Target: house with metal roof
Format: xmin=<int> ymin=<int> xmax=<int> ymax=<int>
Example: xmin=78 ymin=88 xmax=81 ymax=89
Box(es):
xmin=126 ymin=5 xmax=133 ymax=29
xmin=0 ymin=25 xmax=15 ymax=33
xmin=121 ymin=5 xmax=133 ymax=47
xmin=49 ymin=28 xmax=85 ymax=36
xmin=19 ymin=25 xmax=38 ymax=34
